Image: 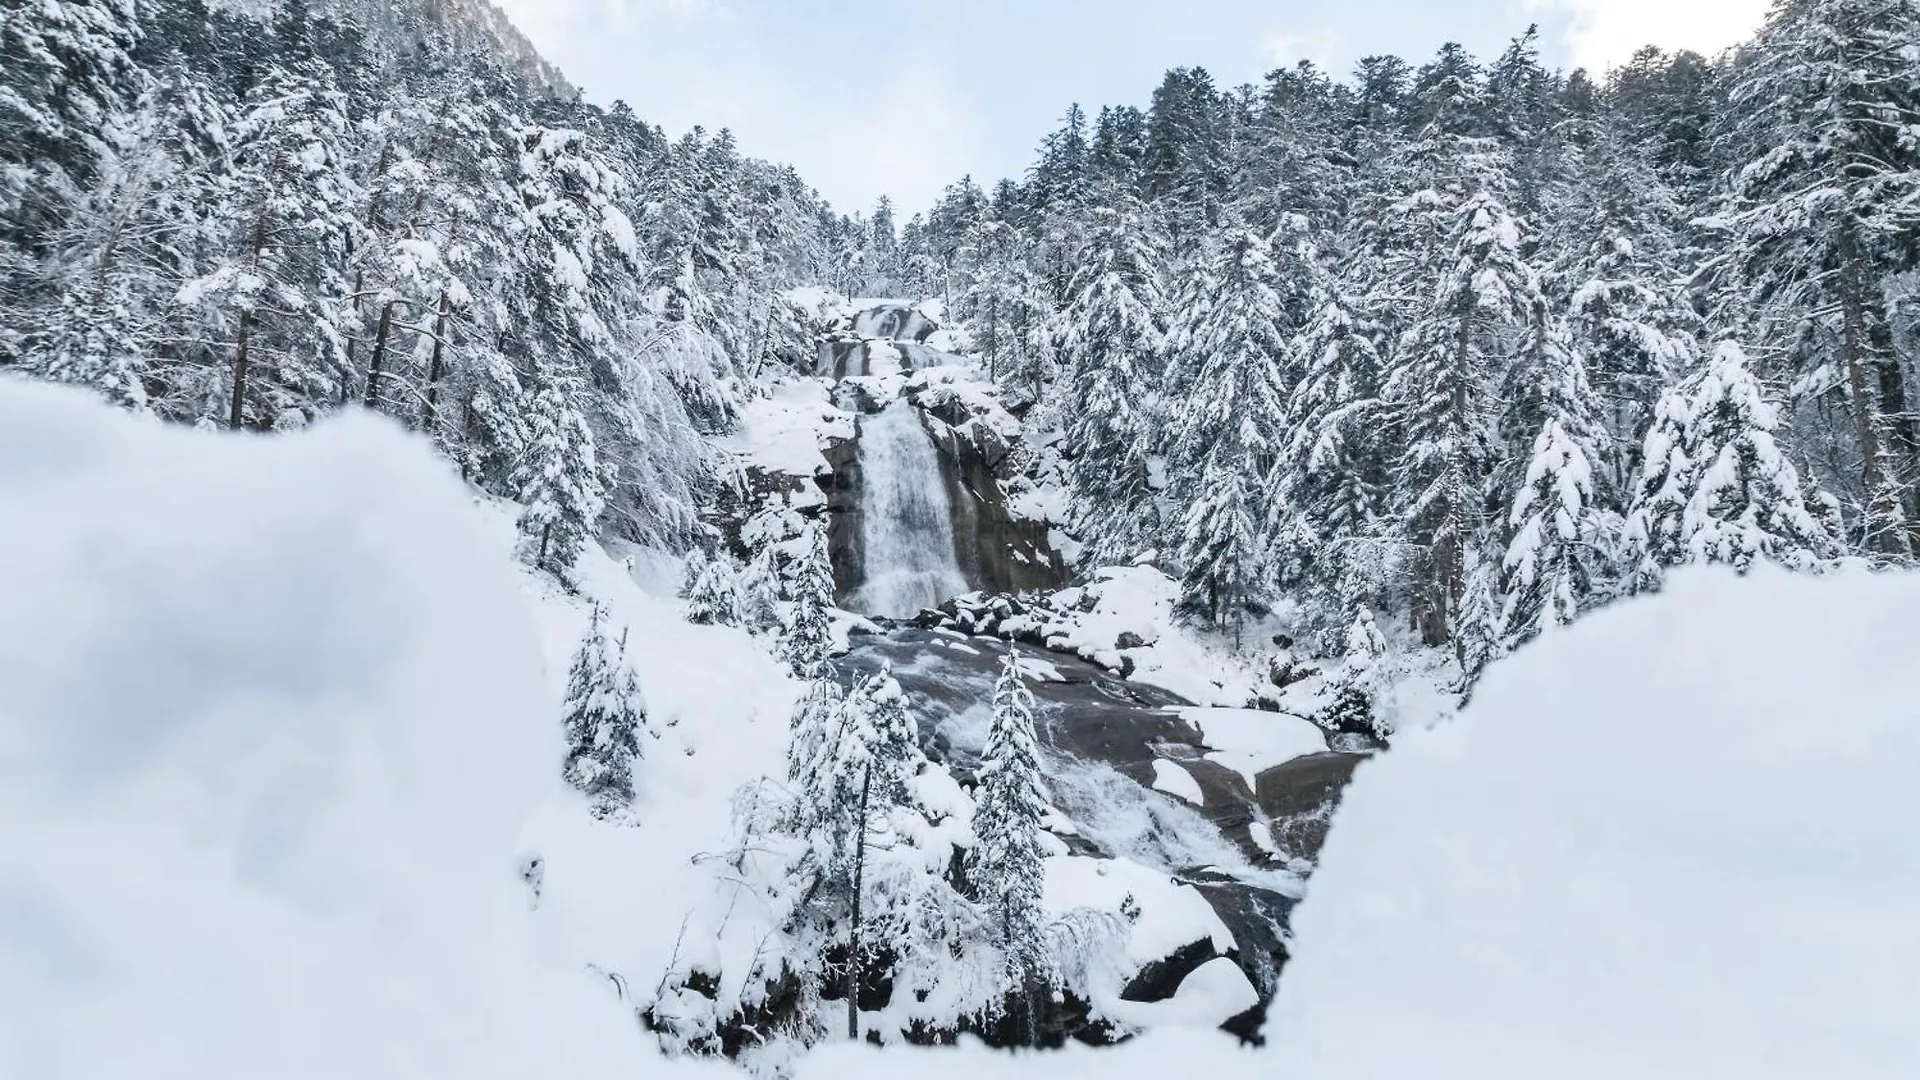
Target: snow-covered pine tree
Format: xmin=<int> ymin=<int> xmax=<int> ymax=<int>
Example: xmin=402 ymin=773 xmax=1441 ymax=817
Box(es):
xmin=735 ymin=542 xmax=786 ymax=634
xmin=1314 ymin=608 xmax=1392 ymax=744
xmin=1619 ymin=381 xmax=1693 ymax=593
xmin=515 ymin=382 xmax=607 ymax=578
xmin=1164 ymin=228 xmax=1292 ymax=637
xmin=1623 ymin=341 xmax=1837 ymax=586
xmin=0 ymin=0 xmax=143 ymax=246
xmin=1714 ymin=0 xmax=1920 ymax=555
xmin=780 ymin=520 xmax=837 ymax=679
xmin=561 ymin=608 xmax=650 ymax=819
xmin=1271 ymin=244 xmax=1390 ymax=617
xmin=679 ymin=547 xmax=735 ymax=626
xmin=824 ymin=663 xmax=930 ymax=1038
xmin=785 ymin=677 xmax=846 ymax=803
xmin=1381 ymin=179 xmax=1535 ymax=651
xmin=967 ymin=648 xmax=1051 ymax=1032
xmin=174 ymin=60 xmax=362 ymax=429
xmin=1059 ymin=195 xmax=1166 ymax=566
xmin=1542 ymin=119 xmax=1701 ymax=493
xmin=1499 ymin=418 xmax=1606 ymax=651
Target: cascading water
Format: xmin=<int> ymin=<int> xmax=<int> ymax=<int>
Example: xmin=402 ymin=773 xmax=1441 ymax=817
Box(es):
xmin=847 ymin=399 xmax=970 ymax=619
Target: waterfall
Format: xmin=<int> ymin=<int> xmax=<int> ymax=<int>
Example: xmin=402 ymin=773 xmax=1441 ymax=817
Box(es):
xmin=848 ymin=400 xmax=969 ymax=618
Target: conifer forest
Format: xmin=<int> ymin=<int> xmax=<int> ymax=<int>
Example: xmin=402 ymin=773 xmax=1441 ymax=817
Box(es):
xmin=3 ymin=2 xmax=1918 ymax=1077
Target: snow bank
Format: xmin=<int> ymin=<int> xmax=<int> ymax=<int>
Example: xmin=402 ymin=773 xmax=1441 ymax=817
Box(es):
xmin=0 ymin=382 xmax=642 ymax=1078
xmin=514 ymin=530 xmax=798 ymax=1039
xmin=727 ymin=376 xmax=854 ymax=484
xmin=1177 ymin=709 xmax=1328 ymax=786
xmin=1270 ymin=566 xmax=1920 ymax=1079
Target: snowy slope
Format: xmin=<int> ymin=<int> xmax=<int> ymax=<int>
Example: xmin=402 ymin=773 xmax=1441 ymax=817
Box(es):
xmin=0 ymin=380 xmax=645 ymax=1078
xmin=1270 ymin=565 xmax=1920 ymax=1079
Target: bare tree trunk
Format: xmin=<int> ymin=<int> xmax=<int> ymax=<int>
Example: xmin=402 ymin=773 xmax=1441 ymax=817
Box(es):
xmin=363 ymin=300 xmax=397 ymax=409
xmin=229 ymin=215 xmax=270 ymax=429
xmin=1840 ymin=248 xmax=1898 ymax=553
xmin=420 ymin=290 xmax=451 ymax=432
xmin=228 ymin=311 xmax=255 ymax=430
xmin=1869 ymin=319 xmax=1920 ymax=546
xmin=845 ymin=764 xmax=871 ymax=1042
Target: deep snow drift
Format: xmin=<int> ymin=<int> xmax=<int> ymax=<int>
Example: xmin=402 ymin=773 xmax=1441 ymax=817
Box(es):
xmin=0 ymin=381 xmax=645 ymax=1078
xmin=1267 ymin=565 xmax=1920 ymax=1078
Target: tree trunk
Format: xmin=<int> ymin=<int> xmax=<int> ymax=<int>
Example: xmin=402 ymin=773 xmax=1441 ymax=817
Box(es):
xmin=1868 ymin=319 xmax=1920 ymax=546
xmin=228 ymin=310 xmax=255 ymax=430
xmin=846 ymin=763 xmax=872 ymax=1042
xmin=230 ymin=213 xmax=270 ymax=430
xmin=421 ymin=290 xmax=451 ymax=433
xmin=987 ymin=299 xmax=1000 ymax=383
xmin=1839 ymin=232 xmax=1898 ymax=553
xmin=363 ymin=300 xmax=397 ymax=410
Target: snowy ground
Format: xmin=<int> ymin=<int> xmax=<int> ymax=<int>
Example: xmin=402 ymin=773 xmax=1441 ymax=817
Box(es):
xmin=0 ymin=381 xmax=649 ymax=1078
xmin=7 ymin=379 xmax=1915 ymax=1078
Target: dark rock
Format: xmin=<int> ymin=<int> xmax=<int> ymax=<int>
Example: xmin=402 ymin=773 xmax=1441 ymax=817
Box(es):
xmin=1120 ymin=937 xmax=1220 ymax=1003
xmin=830 ymin=628 xmax=1371 ymax=1045
xmin=1254 ymin=752 xmax=1365 ymax=864
xmin=1117 ymin=631 xmax=1148 ymax=650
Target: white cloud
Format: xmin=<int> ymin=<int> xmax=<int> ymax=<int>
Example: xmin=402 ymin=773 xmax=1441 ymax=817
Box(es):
xmin=1263 ymin=28 xmax=1343 ymax=69
xmin=1527 ymin=0 xmax=1772 ymax=72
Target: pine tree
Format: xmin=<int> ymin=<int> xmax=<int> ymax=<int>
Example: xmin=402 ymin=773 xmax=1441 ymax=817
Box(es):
xmin=0 ymin=0 xmax=143 ymax=245
xmin=967 ymin=648 xmax=1051 ymax=1034
xmin=1165 ymin=229 xmax=1292 ymax=635
xmin=1314 ymin=608 xmax=1392 ymax=742
xmin=1059 ymin=195 xmax=1166 ymax=565
xmin=736 ymin=542 xmax=785 ymax=634
xmin=824 ymin=663 xmax=925 ymax=1038
xmin=1499 ymin=418 xmax=1607 ymax=650
xmin=681 ymin=548 xmax=743 ymax=626
xmin=1543 ymin=119 xmax=1700 ymax=493
xmin=561 ymin=608 xmax=649 ymax=819
xmin=780 ymin=521 xmax=837 ymax=679
xmin=515 ymin=383 xmax=606 ymax=578
xmin=1624 ymin=341 xmax=1837 ymax=585
xmin=785 ymin=677 xmax=845 ymax=801
xmin=1271 ymin=246 xmax=1390 ymax=614
xmin=1715 ymin=0 xmax=1920 ymax=553
xmin=1381 ymin=176 xmax=1536 ymax=650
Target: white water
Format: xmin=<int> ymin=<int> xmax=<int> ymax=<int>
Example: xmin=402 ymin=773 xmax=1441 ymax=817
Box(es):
xmin=847 ymin=400 xmax=969 ymax=618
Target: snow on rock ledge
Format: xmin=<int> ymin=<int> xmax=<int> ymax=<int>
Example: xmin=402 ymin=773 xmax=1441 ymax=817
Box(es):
xmin=0 ymin=382 xmax=642 ymax=1079
xmin=1270 ymin=566 xmax=1920 ymax=1079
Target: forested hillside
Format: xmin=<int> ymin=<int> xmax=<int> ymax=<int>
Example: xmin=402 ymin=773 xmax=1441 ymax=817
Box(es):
xmin=1 ymin=0 xmax=856 ymax=556
xmin=854 ymin=9 xmax=1920 ymax=677
xmin=5 ymin=3 xmax=1920 ymax=1074
xmin=9 ymin=3 xmax=1916 ymax=677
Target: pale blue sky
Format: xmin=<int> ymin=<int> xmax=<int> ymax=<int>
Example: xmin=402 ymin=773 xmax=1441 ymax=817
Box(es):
xmin=493 ymin=0 xmax=1768 ymax=214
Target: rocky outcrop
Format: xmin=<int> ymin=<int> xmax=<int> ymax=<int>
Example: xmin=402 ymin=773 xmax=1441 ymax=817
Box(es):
xmin=910 ymin=384 xmax=1068 ymax=597
xmin=835 ymin=628 xmax=1367 ymax=1044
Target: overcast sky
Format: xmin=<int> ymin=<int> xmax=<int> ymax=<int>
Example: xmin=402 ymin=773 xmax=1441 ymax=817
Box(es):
xmin=491 ymin=0 xmax=1771 ymax=215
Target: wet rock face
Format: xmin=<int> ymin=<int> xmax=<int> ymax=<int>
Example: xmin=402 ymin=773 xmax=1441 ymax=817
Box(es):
xmin=911 ymin=387 xmax=1067 ymax=598
xmin=835 ymin=628 xmax=1365 ymax=1043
